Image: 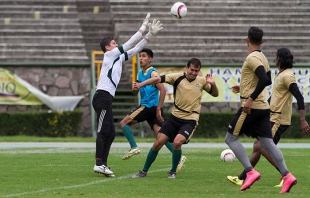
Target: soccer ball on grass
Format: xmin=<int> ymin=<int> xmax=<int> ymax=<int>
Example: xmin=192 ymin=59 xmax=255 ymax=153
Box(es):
xmin=220 ymin=149 xmax=235 ymax=162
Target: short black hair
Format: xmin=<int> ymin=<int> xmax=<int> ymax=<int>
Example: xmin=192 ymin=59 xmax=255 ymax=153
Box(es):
xmin=100 ymin=36 xmax=114 ymax=52
xmin=248 ymin=27 xmax=263 ymax=45
xmin=187 ymin=58 xmax=201 ymax=69
xmin=139 ymin=48 xmax=153 ymax=58
xmin=277 ymin=48 xmax=294 ymax=69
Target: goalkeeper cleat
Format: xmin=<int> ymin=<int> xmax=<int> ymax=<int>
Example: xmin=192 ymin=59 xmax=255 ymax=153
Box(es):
xmin=280 ymin=173 xmax=297 ymax=194
xmin=94 ymin=165 xmax=114 ymax=177
xmin=240 ymin=169 xmax=260 ymax=191
xmin=274 ymin=177 xmax=283 ymax=188
xmin=227 ymin=176 xmax=243 ymax=186
xmin=176 ymin=155 xmax=186 ymax=172
xmin=122 ymin=147 xmax=141 ymax=160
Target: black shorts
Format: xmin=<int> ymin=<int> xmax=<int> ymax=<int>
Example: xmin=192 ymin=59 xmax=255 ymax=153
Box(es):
xmin=228 ymin=108 xmax=272 ymax=139
xmin=159 ymin=114 xmax=197 ymax=144
xmin=129 ymin=105 xmax=163 ymax=129
xmin=271 ymin=122 xmax=290 ymax=144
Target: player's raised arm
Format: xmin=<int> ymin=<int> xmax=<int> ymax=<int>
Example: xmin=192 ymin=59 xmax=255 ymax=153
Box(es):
xmin=122 ymin=13 xmax=151 ymax=51
xmin=205 ymin=74 xmax=219 ymax=97
xmin=139 ymin=13 xmax=151 ymax=34
xmin=125 ymin=19 xmax=164 ymax=60
xmin=144 ymin=19 xmax=163 ymax=42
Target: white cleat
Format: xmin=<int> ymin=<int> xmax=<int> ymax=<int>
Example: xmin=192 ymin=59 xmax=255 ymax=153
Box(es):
xmin=94 ymin=165 xmax=115 ymax=177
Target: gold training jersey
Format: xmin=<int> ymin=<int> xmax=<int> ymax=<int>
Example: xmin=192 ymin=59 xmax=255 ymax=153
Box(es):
xmin=240 ymin=51 xmax=270 ymax=109
xmin=270 ymin=69 xmax=295 ymax=125
xmin=164 ymin=73 xmax=212 ymax=121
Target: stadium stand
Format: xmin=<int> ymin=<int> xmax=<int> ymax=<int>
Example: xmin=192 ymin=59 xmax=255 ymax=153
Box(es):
xmin=0 ymin=0 xmax=88 ymax=63
xmin=76 ymin=0 xmax=114 ymax=57
xmin=1 ymin=0 xmax=309 ymax=64
xmin=110 ymin=0 xmax=310 ymax=63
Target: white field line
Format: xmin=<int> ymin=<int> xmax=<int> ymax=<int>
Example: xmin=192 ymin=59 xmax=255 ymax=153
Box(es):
xmin=1 ymin=168 xmax=168 ymax=198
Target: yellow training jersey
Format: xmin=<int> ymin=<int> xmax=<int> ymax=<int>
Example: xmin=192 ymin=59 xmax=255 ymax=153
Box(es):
xmin=270 ymin=69 xmax=295 ymax=125
xmin=164 ymin=73 xmax=212 ymax=121
xmin=240 ymin=51 xmax=270 ymax=109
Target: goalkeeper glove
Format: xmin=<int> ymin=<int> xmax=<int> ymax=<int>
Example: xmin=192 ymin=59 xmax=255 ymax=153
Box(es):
xmin=145 ymin=19 xmax=163 ymax=41
xmin=139 ymin=13 xmax=151 ymax=32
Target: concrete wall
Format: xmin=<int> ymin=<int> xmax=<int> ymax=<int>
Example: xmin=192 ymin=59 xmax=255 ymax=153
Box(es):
xmin=1 ymin=66 xmax=92 ymax=136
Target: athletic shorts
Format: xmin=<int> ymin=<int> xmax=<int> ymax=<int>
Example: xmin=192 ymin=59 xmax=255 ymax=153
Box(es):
xmin=271 ymin=122 xmax=290 ymax=144
xmin=159 ymin=114 xmax=197 ymax=144
xmin=227 ymin=108 xmax=272 ymax=139
xmin=129 ymin=105 xmax=163 ymax=129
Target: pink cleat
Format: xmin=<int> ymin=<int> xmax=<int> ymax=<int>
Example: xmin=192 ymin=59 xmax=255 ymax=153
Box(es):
xmin=240 ymin=169 xmax=261 ymax=191
xmin=280 ymin=173 xmax=297 ymax=194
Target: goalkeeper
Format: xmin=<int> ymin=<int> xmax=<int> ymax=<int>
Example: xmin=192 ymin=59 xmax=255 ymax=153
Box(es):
xmin=92 ymin=13 xmax=163 ymax=177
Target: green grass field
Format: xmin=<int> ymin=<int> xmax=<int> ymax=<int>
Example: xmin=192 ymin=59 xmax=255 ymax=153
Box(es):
xmin=0 ymin=145 xmax=309 ymax=198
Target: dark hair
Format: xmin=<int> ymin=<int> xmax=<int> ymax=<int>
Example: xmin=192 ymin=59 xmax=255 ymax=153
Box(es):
xmin=277 ymin=48 xmax=294 ymax=69
xmin=187 ymin=58 xmax=201 ymax=68
xmin=139 ymin=48 xmax=153 ymax=58
xmin=248 ymin=27 xmax=263 ymax=45
xmin=100 ymin=36 xmax=114 ymax=52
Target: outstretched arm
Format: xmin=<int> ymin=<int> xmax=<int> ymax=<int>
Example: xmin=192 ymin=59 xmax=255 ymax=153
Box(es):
xmin=135 ymin=76 xmax=162 ymax=89
xmin=206 ymin=74 xmax=219 ymax=97
xmin=231 ymin=85 xmax=240 ymax=93
xmin=122 ymin=13 xmax=151 ymax=51
xmin=125 ymin=19 xmax=164 ymax=60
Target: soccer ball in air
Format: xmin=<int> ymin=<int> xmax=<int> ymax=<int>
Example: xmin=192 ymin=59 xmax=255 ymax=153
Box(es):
xmin=220 ymin=149 xmax=235 ymax=162
xmin=171 ymin=2 xmax=187 ymax=19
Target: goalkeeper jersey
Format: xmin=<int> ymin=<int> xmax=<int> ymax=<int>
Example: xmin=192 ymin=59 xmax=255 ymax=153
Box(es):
xmin=96 ymin=31 xmax=147 ymax=97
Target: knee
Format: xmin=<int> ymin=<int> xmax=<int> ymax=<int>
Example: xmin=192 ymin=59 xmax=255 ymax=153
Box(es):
xmin=152 ymin=140 xmax=164 ymax=151
xmin=224 ymin=132 xmax=236 ymax=145
xmin=119 ymin=119 xmax=126 ymax=128
xmin=173 ymin=137 xmax=185 ymax=150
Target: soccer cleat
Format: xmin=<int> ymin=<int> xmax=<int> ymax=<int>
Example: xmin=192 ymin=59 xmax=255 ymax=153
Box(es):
xmin=168 ymin=171 xmax=176 ymax=179
xmin=280 ymin=173 xmax=297 ymax=193
xmin=274 ymin=177 xmax=283 ymax=188
xmin=132 ymin=170 xmax=147 ymax=178
xmin=94 ymin=165 xmax=115 ymax=177
xmin=122 ymin=147 xmax=141 ymax=160
xmin=240 ymin=169 xmax=261 ymax=191
xmin=176 ymin=155 xmax=186 ymax=172
xmin=227 ymin=176 xmax=243 ymax=185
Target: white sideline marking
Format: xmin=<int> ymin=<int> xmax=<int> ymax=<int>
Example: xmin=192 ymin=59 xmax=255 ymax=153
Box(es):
xmin=2 ymin=168 xmax=168 ymax=198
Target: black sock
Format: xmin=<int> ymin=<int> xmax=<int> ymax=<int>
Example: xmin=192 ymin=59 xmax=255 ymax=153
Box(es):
xmin=96 ymin=158 xmax=103 ymax=166
xmin=239 ymin=170 xmax=246 ymax=180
